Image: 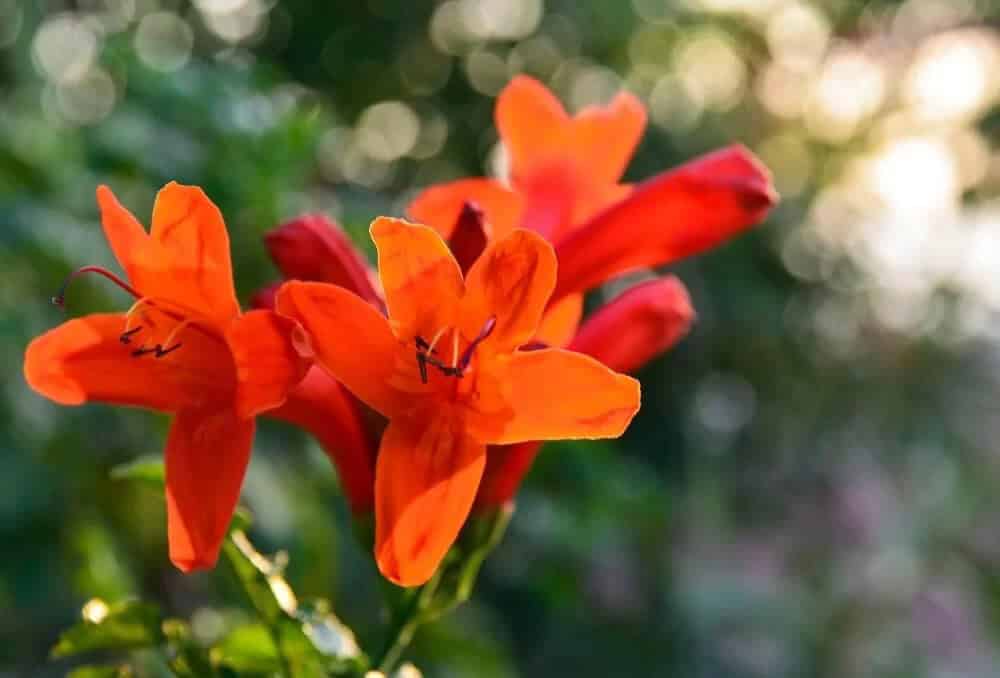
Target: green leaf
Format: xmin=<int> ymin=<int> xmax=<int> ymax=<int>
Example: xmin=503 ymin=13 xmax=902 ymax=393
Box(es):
xmin=67 ymin=666 xmax=133 ymax=678
xmin=212 ymin=624 xmax=280 ymax=674
xmin=162 ymin=619 xmax=217 ymax=678
xmin=109 ymin=456 xmax=164 ymax=488
xmin=52 ymin=599 xmax=164 ymax=658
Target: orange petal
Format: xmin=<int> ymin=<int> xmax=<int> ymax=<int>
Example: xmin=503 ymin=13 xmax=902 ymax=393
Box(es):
xmin=461 ymin=229 xmax=556 ymax=352
xmin=477 ymin=348 xmax=640 ymax=445
xmin=533 ymin=293 xmax=584 ymax=348
xmin=148 ymin=182 xmax=241 ymax=324
xmin=227 ymin=310 xmax=312 ymax=420
xmin=551 ymin=145 xmax=777 ymax=302
xmin=496 ymin=75 xmax=569 ymax=184
xmin=275 ymin=281 xmax=407 ymax=418
xmin=96 ymin=185 xmax=150 ymax=285
xmin=268 ymin=367 xmax=377 ymax=513
xmin=23 ymin=313 xmax=233 ymax=411
xmin=375 ymin=416 xmax=486 ymax=586
xmin=370 ymin=217 xmax=464 ymax=341
xmin=568 ymin=276 xmax=694 ymax=374
xmin=165 ymin=408 xmax=254 ymax=572
xmin=407 ymin=178 xmax=523 ymax=240
xmin=568 ymin=92 xmax=646 ymax=187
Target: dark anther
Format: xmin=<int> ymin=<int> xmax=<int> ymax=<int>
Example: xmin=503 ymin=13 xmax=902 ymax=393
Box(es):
xmin=154 ymin=344 xmax=181 ymax=358
xmin=119 ymin=327 xmax=142 ymax=344
xmin=131 ymin=345 xmax=157 ymax=358
xmin=415 ymin=337 xmax=430 ymax=383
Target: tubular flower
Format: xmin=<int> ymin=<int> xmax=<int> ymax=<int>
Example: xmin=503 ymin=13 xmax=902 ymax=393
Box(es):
xmin=23 ymin=183 xmax=311 ymax=572
xmin=408 ymin=75 xmax=776 ymax=340
xmin=276 ymin=218 xmax=640 ymax=586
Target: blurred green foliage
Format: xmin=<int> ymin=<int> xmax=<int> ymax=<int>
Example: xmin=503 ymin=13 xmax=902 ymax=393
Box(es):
xmin=4 ymin=0 xmax=1000 ymax=676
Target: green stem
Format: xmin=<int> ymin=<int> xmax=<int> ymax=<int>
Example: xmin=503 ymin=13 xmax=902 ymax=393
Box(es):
xmin=375 ymin=568 xmax=445 ymax=674
xmin=268 ymin=621 xmax=293 ymax=678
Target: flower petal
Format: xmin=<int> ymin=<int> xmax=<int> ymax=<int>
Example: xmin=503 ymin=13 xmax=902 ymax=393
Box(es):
xmin=568 ymin=276 xmax=694 ymax=374
xmin=551 ymin=145 xmax=777 ymax=302
xmin=407 ymin=178 xmax=522 ymax=240
xmin=461 ymin=229 xmax=556 ymax=352
xmin=496 ymin=75 xmax=569 ymax=184
xmin=165 ymin=408 xmax=254 ymax=572
xmin=370 ymin=217 xmax=464 ymax=341
xmin=227 ymin=310 xmax=312 ymax=420
xmin=96 ymin=185 xmax=150 ymax=285
xmin=268 ymin=367 xmax=377 ymax=513
xmin=478 ymin=348 xmax=640 ymax=445
xmin=533 ymin=293 xmax=584 ymax=348
xmin=265 ymin=214 xmax=382 ymax=306
xmin=148 ymin=182 xmax=241 ymax=323
xmin=24 ymin=313 xmax=233 ymax=411
xmin=568 ymin=92 xmax=646 ymax=187
xmin=375 ymin=416 xmax=486 ymax=587
xmin=275 ymin=281 xmax=407 ymax=418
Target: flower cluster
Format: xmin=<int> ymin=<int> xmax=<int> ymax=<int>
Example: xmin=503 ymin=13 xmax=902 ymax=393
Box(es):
xmin=23 ymin=77 xmax=775 ymax=588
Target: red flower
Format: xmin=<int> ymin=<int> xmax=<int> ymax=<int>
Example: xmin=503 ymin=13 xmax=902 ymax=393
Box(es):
xmin=24 ymin=184 xmax=311 ymax=571
xmin=408 ymin=76 xmax=775 ymax=507
xmin=258 ymin=76 xmax=776 ymax=519
xmin=277 ymin=219 xmax=639 ymax=585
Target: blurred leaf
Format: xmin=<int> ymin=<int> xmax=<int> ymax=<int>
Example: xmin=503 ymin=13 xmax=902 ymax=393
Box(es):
xmin=162 ymin=619 xmax=217 ymax=678
xmin=67 ymin=666 xmax=133 ymax=678
xmin=212 ymin=623 xmax=280 ymax=674
xmin=109 ymin=456 xmax=164 ymax=489
xmin=52 ymin=600 xmax=164 ymax=658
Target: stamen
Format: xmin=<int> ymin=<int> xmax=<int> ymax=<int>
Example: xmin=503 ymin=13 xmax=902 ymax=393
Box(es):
xmin=51 ymin=266 xmax=141 ymax=308
xmin=457 ymin=316 xmax=496 ymax=371
xmin=154 ymin=343 xmax=182 ymax=358
xmin=119 ymin=326 xmax=142 ymax=345
xmin=414 ymin=317 xmax=497 ymax=382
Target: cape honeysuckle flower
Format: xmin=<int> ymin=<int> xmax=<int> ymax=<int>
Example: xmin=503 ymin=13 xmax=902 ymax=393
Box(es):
xmin=275 ymin=217 xmax=641 ymax=586
xmin=23 ymin=183 xmax=311 ymax=572
xmin=255 ymin=207 xmax=696 ymax=518
xmin=407 ymin=75 xmax=776 ymax=343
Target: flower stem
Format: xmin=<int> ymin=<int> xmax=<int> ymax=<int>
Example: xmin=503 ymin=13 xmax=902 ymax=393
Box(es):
xmin=375 ymin=568 xmax=444 ymax=674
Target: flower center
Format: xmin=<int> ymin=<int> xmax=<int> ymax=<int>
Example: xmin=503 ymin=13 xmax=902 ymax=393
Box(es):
xmin=414 ymin=316 xmax=496 ymax=384
xmin=54 ymin=265 xmax=216 ymax=360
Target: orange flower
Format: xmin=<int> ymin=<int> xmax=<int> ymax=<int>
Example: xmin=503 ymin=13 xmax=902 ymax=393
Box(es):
xmin=408 ymin=76 xmax=775 ymax=342
xmin=23 ymin=183 xmax=310 ymax=572
xmin=276 ymin=218 xmax=640 ymax=586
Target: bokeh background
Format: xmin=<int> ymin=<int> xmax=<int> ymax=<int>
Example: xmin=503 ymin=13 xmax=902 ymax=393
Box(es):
xmin=4 ymin=0 xmax=1000 ymax=675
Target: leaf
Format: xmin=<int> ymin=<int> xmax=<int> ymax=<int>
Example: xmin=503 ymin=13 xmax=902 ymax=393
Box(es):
xmin=52 ymin=600 xmax=164 ymax=658
xmin=67 ymin=666 xmax=133 ymax=678
xmin=109 ymin=456 xmax=164 ymax=488
xmin=162 ymin=619 xmax=217 ymax=678
xmin=212 ymin=624 xmax=280 ymax=674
